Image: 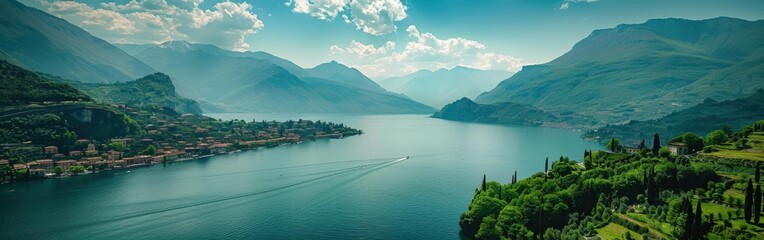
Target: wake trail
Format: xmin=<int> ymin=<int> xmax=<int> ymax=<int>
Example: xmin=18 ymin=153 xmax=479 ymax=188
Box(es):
xmin=57 ymin=157 xmax=408 ymax=232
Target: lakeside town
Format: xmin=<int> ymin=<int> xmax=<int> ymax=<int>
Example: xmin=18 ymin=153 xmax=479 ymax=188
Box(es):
xmin=0 ymin=104 xmax=362 ymax=183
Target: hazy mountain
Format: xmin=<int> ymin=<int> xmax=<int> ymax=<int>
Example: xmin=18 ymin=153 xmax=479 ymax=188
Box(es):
xmin=589 ymin=89 xmax=764 ymax=145
xmin=476 ymin=17 xmax=764 ymax=125
xmin=54 ymin=73 xmax=203 ymax=115
xmin=432 ymin=97 xmax=593 ymax=128
xmin=0 ymin=0 xmax=155 ymax=83
xmin=126 ymin=41 xmax=434 ymax=113
xmin=306 ymin=61 xmax=388 ymax=92
xmin=380 ymin=66 xmax=513 ymax=108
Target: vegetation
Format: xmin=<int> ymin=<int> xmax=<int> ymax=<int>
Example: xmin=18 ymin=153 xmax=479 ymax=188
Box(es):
xmin=0 ymin=60 xmax=90 ymax=106
xmin=52 ymin=72 xmax=203 ymax=115
xmin=589 ymin=89 xmax=764 ymax=145
xmin=460 ymin=120 xmax=764 ymax=239
xmin=433 ymin=98 xmax=595 ymax=128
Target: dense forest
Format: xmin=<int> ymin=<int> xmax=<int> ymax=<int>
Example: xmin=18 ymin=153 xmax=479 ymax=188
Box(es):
xmin=460 ymin=120 xmax=764 ymax=239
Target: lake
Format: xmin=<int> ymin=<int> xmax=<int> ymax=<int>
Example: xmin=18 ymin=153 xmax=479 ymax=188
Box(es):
xmin=0 ymin=114 xmax=601 ymax=239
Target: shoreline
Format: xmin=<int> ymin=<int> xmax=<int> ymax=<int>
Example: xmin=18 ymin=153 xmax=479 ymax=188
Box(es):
xmin=1 ymin=133 xmax=361 ymax=185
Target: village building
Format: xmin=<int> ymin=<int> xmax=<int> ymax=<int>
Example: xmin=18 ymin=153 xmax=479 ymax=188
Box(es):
xmin=668 ymin=142 xmax=690 ymax=155
xmin=44 ymin=146 xmax=58 ymax=155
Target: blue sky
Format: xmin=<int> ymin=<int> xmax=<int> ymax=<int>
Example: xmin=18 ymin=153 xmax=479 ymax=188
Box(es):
xmin=20 ymin=0 xmax=764 ymax=78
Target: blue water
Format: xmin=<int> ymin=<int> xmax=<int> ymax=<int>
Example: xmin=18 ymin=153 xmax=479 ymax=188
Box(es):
xmin=0 ymin=114 xmax=600 ymax=239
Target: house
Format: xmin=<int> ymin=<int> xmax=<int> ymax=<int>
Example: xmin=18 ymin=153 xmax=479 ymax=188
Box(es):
xmin=623 ymin=147 xmax=640 ymax=155
xmin=668 ymin=142 xmax=690 ymax=155
xmin=106 ymin=150 xmax=123 ymax=160
xmin=111 ymin=138 xmax=132 ymax=146
xmin=44 ymin=146 xmax=58 ymax=155
xmin=56 ymin=160 xmax=77 ymax=170
xmin=0 ymin=159 xmax=9 ymax=166
xmin=85 ymin=149 xmax=99 ymax=157
xmin=69 ymin=151 xmax=83 ymax=157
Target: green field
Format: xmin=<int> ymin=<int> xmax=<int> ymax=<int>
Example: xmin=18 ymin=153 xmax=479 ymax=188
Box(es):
xmin=596 ymin=223 xmax=644 ymax=240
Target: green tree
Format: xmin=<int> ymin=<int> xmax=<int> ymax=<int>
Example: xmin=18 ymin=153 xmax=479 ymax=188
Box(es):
xmin=692 ymin=201 xmax=703 ymax=240
xmin=607 ymin=138 xmax=621 ymax=152
xmin=745 ymin=179 xmax=754 ymax=223
xmin=69 ymin=165 xmax=85 ymax=175
xmin=108 ymin=142 xmax=126 ymax=152
xmin=705 ymin=130 xmax=728 ymax=146
xmin=652 ymin=133 xmax=661 ymax=155
xmin=139 ymin=145 xmax=157 ymax=155
xmin=476 ymin=215 xmax=501 ymax=240
xmin=53 ymin=166 xmax=64 ymax=176
xmin=756 ymin=184 xmax=762 ymax=224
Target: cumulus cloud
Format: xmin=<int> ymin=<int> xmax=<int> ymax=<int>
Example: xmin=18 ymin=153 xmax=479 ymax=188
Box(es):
xmin=559 ymin=0 xmax=599 ymax=10
xmin=329 ymin=25 xmax=523 ymax=78
xmin=286 ymin=0 xmax=407 ymax=35
xmin=37 ymin=0 xmax=263 ymax=51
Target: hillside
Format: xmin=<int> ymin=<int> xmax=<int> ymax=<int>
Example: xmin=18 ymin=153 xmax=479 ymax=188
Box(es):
xmin=460 ymin=121 xmax=764 ymax=240
xmin=432 ymin=98 xmax=593 ymax=128
xmin=476 ymin=17 xmax=764 ymax=125
xmin=380 ymin=66 xmax=512 ymax=108
xmin=126 ymin=41 xmax=434 ymax=114
xmin=62 ymin=73 xmax=203 ymax=115
xmin=0 ymin=0 xmax=155 ymax=83
xmin=588 ymin=89 xmax=764 ymax=145
xmin=0 ymin=60 xmax=90 ymax=106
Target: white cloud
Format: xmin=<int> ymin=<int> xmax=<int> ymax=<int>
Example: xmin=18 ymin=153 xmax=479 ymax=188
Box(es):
xmin=286 ymin=0 xmax=407 ymax=35
xmin=330 ymin=40 xmax=395 ymax=58
xmin=329 ymin=25 xmax=524 ymax=78
xmin=559 ymin=0 xmax=599 ymax=10
xmin=38 ymin=0 xmax=263 ymax=51
xmin=288 ymin=0 xmax=348 ymax=20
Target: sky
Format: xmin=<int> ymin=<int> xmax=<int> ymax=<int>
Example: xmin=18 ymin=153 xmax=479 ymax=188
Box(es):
xmin=19 ymin=0 xmax=764 ymax=79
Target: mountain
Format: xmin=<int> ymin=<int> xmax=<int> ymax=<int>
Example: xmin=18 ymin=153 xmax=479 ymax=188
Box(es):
xmin=588 ymin=89 xmax=764 ymax=145
xmin=379 ymin=66 xmax=513 ymax=108
xmin=0 ymin=60 xmax=90 ymax=106
xmin=125 ymin=41 xmax=434 ymax=113
xmin=0 ymin=0 xmax=155 ymax=83
xmin=432 ymin=98 xmax=593 ymax=128
xmin=476 ymin=17 xmax=764 ymax=125
xmin=306 ymin=61 xmax=388 ymax=92
xmin=54 ymin=73 xmax=202 ymax=115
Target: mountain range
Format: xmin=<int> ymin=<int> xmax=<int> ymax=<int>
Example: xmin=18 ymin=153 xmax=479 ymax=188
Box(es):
xmin=0 ymin=0 xmax=155 ymax=83
xmin=120 ymin=41 xmax=435 ymax=113
xmin=471 ymin=17 xmax=764 ymax=125
xmin=379 ymin=67 xmax=512 ymax=108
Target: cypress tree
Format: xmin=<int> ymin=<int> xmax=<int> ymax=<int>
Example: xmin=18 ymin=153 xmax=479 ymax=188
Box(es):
xmin=481 ymin=174 xmax=487 ymax=192
xmin=756 ymin=184 xmax=762 ymax=224
xmin=639 ymin=140 xmax=646 ymax=149
xmin=746 ymin=179 xmax=754 ymax=222
xmin=544 ymin=157 xmax=549 ymax=181
xmin=692 ymin=201 xmax=703 ymax=240
xmin=681 ymin=197 xmax=694 ymax=240
xmin=610 ymin=138 xmax=616 ymax=152
xmin=756 ymin=163 xmax=761 ymax=183
xmin=652 ymin=133 xmax=661 ymax=155
xmin=645 ymin=166 xmax=657 ymax=205
xmin=498 ymin=185 xmax=503 ymax=200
